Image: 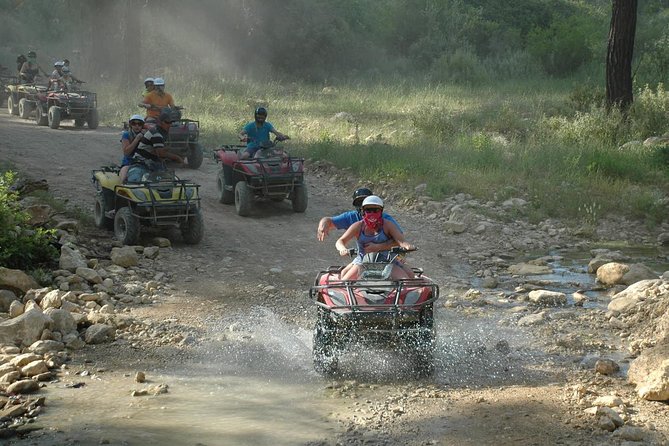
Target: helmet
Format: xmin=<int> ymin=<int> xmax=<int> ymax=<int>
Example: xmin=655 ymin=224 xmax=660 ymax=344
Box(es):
xmin=128 ymin=114 xmax=145 ymax=124
xmin=27 ymin=51 xmax=36 ymax=58
xmin=352 ymin=187 xmax=373 ymax=207
xmin=61 ymin=66 xmax=71 ymax=74
xmin=153 ymin=77 xmax=165 ymax=86
xmin=54 ymin=61 xmax=64 ymax=67
xmin=361 ymin=195 xmax=384 ymax=209
xmin=254 ymin=107 xmax=267 ymax=117
xmin=144 ymin=77 xmax=154 ymax=85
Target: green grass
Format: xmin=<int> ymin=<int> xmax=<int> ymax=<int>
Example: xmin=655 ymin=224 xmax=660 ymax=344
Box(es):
xmin=95 ymin=75 xmax=669 ymax=227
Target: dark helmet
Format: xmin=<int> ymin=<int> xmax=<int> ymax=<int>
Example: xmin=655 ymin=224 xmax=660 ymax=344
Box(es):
xmin=352 ymin=187 xmax=373 ymax=207
xmin=159 ymin=107 xmax=181 ymax=123
xmin=255 ymin=107 xmax=267 ymax=117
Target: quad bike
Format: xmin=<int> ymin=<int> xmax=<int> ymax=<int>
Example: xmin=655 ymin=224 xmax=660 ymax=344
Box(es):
xmin=0 ymin=68 xmax=17 ymax=107
xmin=91 ymin=163 xmax=204 ymax=245
xmin=213 ymin=137 xmax=308 ymax=216
xmin=5 ymin=82 xmax=47 ymax=118
xmin=33 ymin=82 xmax=98 ymax=129
xmin=140 ymin=106 xmax=204 ymax=169
xmin=309 ymin=247 xmax=439 ymax=377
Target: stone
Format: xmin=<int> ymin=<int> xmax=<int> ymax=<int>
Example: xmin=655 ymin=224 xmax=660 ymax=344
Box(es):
xmin=44 ymin=308 xmax=77 ymax=335
xmin=9 ymin=300 xmax=24 ymax=318
xmin=628 ymin=342 xmax=669 ymax=401
xmin=24 ymin=204 xmax=52 ymax=226
xmin=518 ymin=312 xmax=546 ymax=326
xmin=6 ymin=379 xmax=40 ymax=394
xmin=621 ymin=263 xmax=658 ymax=286
xmin=508 ymin=263 xmax=552 ymax=275
xmin=40 ymin=290 xmax=62 ymax=310
xmin=595 ymin=359 xmax=620 ymax=376
xmin=111 ymin=246 xmax=139 ymax=267
xmin=593 ymin=395 xmax=623 ymax=407
xmin=135 ymin=371 xmax=146 ymax=383
xmin=0 ymin=309 xmax=52 ymax=347
xmin=143 ymin=246 xmax=160 ymax=259
xmin=528 ymin=290 xmax=567 ymax=306
xmin=608 ymin=279 xmax=661 ymax=314
xmin=597 ymin=262 xmax=630 ymax=286
xmin=0 ymin=370 xmax=20 ymax=385
xmin=21 ymin=360 xmax=49 ymax=377
xmin=613 ymin=426 xmax=645 ymax=442
xmin=28 ymin=340 xmax=64 ymax=355
xmin=0 ymin=267 xmax=40 ymax=295
xmin=59 ymin=245 xmax=87 ymax=272
xmin=10 ymin=353 xmax=42 ymax=367
xmin=151 ymin=237 xmax=171 ymax=248
xmin=84 ymin=324 xmax=114 ymax=344
xmin=75 ymin=267 xmax=102 ymax=284
xmin=0 ymin=289 xmax=17 ymax=312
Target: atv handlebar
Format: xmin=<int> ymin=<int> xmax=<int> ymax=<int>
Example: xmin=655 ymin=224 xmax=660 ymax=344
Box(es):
xmin=346 ymin=246 xmax=417 ymax=257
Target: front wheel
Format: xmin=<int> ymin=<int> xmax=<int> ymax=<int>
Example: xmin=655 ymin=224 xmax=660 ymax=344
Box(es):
xmin=87 ymin=109 xmax=99 ymax=129
xmin=313 ymin=312 xmax=339 ymax=376
xmin=18 ymin=98 xmax=33 ymax=119
xmin=7 ymin=95 xmax=19 ymax=115
xmin=187 ymin=143 xmax=203 ymax=169
xmin=35 ymin=106 xmax=48 ymax=126
xmin=291 ymin=184 xmax=308 ymax=213
xmin=48 ymin=106 xmax=61 ymax=129
xmin=114 ymin=206 xmax=140 ymax=245
xmin=234 ymin=181 xmax=252 ymax=216
xmin=217 ymin=170 xmax=234 ymax=204
xmin=180 ymin=208 xmax=204 ymax=244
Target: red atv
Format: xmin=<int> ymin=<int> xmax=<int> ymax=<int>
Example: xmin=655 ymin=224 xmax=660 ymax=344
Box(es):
xmin=34 ymin=86 xmax=98 ymax=129
xmin=213 ymin=137 xmax=308 ymax=216
xmin=309 ymin=247 xmax=439 ymax=377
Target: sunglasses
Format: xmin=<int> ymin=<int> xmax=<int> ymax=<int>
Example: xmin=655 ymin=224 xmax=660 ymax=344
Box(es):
xmin=363 ymin=208 xmax=382 ymax=213
xmin=130 ymin=121 xmax=143 ymax=126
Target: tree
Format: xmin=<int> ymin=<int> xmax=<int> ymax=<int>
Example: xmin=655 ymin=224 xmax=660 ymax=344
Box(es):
xmin=605 ymin=0 xmax=637 ymax=109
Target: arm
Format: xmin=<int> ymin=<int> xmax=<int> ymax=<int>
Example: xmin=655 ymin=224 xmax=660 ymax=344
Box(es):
xmin=335 ymin=222 xmax=361 ymax=256
xmin=270 ymin=128 xmax=288 ymax=140
xmin=385 ymin=220 xmax=414 ymax=250
xmin=121 ymin=132 xmax=143 ymax=156
xmin=317 ymin=217 xmax=336 ymax=241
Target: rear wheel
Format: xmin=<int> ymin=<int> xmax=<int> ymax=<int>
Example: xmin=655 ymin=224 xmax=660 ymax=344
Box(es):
xmin=114 ymin=206 xmax=140 ymax=245
xmin=187 ymin=143 xmax=203 ymax=169
xmin=35 ymin=106 xmax=48 ymax=126
xmin=94 ymin=192 xmax=114 ymax=230
xmin=180 ymin=208 xmax=204 ymax=244
xmin=18 ymin=98 xmax=32 ymax=119
xmin=291 ymin=183 xmax=308 ymax=213
xmin=313 ymin=311 xmax=339 ymax=376
xmin=7 ymin=95 xmax=19 ymax=115
xmin=48 ymin=106 xmax=61 ymax=129
xmin=87 ymin=109 xmax=99 ymax=129
xmin=234 ymin=181 xmax=252 ymax=216
xmin=217 ymin=170 xmax=234 ymax=204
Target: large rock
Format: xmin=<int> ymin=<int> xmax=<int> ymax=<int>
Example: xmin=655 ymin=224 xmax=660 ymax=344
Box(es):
xmin=40 ymin=290 xmax=62 ymax=310
xmin=596 ymin=262 xmax=629 ymax=286
xmin=75 ymin=267 xmax=102 ymax=284
xmin=28 ymin=340 xmax=65 ymax=355
xmin=621 ymin=263 xmax=658 ymax=286
xmin=44 ymin=308 xmax=77 ymax=335
xmin=628 ymin=342 xmax=669 ymax=401
xmin=6 ymin=379 xmax=40 ymax=394
xmin=24 ymin=204 xmax=52 ymax=226
xmin=608 ymin=279 xmax=662 ymax=314
xmin=508 ymin=263 xmax=552 ymax=275
xmin=111 ymin=246 xmax=139 ymax=268
xmin=0 ymin=267 xmax=40 ymax=295
xmin=0 ymin=289 xmax=17 ymax=312
xmin=0 ymin=309 xmax=52 ymax=347
xmin=85 ymin=324 xmax=114 ymax=344
xmin=528 ymin=290 xmax=567 ymax=306
xmin=59 ymin=245 xmax=87 ymax=272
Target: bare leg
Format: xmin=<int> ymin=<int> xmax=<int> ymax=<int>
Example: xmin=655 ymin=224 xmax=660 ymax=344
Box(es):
xmin=341 ymin=264 xmax=362 ymax=280
xmin=119 ymin=165 xmax=129 ymax=183
xmin=390 ymin=264 xmax=411 ymax=280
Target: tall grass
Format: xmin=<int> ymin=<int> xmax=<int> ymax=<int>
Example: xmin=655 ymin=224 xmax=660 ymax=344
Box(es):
xmin=96 ymin=74 xmax=669 ymax=226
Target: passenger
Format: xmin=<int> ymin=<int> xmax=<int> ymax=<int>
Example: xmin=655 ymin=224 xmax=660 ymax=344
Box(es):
xmin=61 ymin=59 xmax=83 ymax=83
xmin=119 ymin=115 xmax=147 ymax=183
xmin=238 ymin=107 xmax=289 ymax=160
xmin=48 ymin=61 xmax=64 ymax=90
xmin=317 ymin=187 xmax=403 ymax=244
xmin=335 ymin=195 xmax=415 ymax=281
xmin=140 ymin=77 xmax=174 ymax=119
xmin=58 ymin=66 xmax=75 ymax=91
xmin=19 ymin=51 xmax=44 ymax=83
xmin=142 ymin=77 xmax=155 ymax=97
xmin=16 ymin=54 xmax=27 ymax=74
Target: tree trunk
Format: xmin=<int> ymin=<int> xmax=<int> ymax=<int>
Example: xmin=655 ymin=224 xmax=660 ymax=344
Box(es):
xmin=605 ymin=0 xmax=637 ymax=109
xmin=122 ymin=0 xmax=141 ymax=87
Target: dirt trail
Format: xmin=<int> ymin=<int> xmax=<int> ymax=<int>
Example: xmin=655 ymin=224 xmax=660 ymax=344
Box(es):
xmin=0 ymin=113 xmax=666 ymax=446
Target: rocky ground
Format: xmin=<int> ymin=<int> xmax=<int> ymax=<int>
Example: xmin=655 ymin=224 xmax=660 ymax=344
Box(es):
xmin=0 ymin=112 xmax=668 ymax=445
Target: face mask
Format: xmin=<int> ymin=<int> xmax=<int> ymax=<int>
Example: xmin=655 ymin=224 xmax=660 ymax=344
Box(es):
xmin=362 ymin=210 xmax=383 ymax=230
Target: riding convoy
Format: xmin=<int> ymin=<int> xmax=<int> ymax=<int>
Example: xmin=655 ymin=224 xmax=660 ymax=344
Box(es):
xmin=154 ymin=107 xmax=204 ymax=169
xmin=214 ymin=138 xmax=308 ymax=216
xmin=310 ymin=247 xmax=439 ymax=377
xmin=5 ymin=80 xmax=98 ymax=129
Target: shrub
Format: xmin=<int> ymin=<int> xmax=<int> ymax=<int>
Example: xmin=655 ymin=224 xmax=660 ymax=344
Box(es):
xmin=0 ymin=172 xmax=59 ymax=270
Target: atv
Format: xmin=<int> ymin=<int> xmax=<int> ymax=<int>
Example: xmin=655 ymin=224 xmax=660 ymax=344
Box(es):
xmin=309 ymin=247 xmax=439 ymax=377
xmin=34 ymin=83 xmax=98 ymax=129
xmin=213 ymin=138 xmax=308 ymax=216
xmin=5 ymin=82 xmax=47 ymax=119
xmin=141 ymin=106 xmax=204 ymax=169
xmin=0 ymin=68 xmax=17 ymax=107
xmin=91 ymin=164 xmax=204 ymax=246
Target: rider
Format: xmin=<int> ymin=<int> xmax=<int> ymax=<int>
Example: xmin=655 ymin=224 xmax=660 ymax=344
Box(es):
xmin=16 ymin=54 xmax=27 ymax=74
xmin=317 ymin=188 xmax=403 ymax=248
xmin=238 ymin=107 xmax=289 ymax=160
xmin=137 ymin=110 xmax=184 ymax=165
xmin=140 ymin=77 xmax=175 ymax=119
xmin=61 ymin=59 xmax=83 ymax=84
xmin=48 ymin=61 xmax=64 ymax=90
xmin=19 ymin=51 xmax=44 ymax=83
xmin=143 ymin=77 xmax=155 ymax=97
xmin=335 ymin=195 xmax=415 ymax=280
xmin=119 ymin=114 xmax=147 ymax=183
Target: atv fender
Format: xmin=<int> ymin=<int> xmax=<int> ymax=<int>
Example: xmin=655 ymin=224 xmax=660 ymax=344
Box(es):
xmin=93 ymin=171 xmax=121 ymax=190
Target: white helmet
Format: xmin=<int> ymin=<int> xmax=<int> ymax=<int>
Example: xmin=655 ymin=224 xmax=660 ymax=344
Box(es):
xmin=128 ymin=114 xmax=145 ymax=123
xmin=361 ymin=195 xmax=384 ymax=209
xmin=54 ymin=61 xmax=64 ymax=67
xmin=153 ymin=77 xmax=165 ymax=86
xmin=144 ymin=77 xmax=154 ymax=84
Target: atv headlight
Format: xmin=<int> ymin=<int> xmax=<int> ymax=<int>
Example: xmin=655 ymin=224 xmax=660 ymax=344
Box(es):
xmin=132 ymin=189 xmax=148 ymax=201
xmin=184 ymin=187 xmax=196 ymax=199
xmin=291 ymin=161 xmax=302 ymax=172
xmin=404 ymin=289 xmax=422 ymax=305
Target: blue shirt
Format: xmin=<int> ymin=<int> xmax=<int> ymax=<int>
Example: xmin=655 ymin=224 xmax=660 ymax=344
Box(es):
xmin=331 ymin=210 xmax=403 ymax=233
xmin=243 ymin=121 xmax=275 ymax=151
xmin=120 ymin=130 xmax=135 ymax=166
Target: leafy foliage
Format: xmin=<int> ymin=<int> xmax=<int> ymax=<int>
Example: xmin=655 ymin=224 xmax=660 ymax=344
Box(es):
xmin=0 ymin=172 xmax=59 ymax=270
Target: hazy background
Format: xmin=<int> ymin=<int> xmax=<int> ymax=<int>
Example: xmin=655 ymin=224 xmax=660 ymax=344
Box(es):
xmin=1 ymin=0 xmax=668 ymax=87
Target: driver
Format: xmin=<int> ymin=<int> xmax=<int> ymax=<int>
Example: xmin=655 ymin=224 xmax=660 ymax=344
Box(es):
xmin=335 ymin=195 xmax=415 ymax=280
xmin=238 ymin=107 xmax=289 ymax=160
xmin=48 ymin=61 xmax=64 ymax=90
xmin=140 ymin=77 xmax=175 ymax=119
xmin=19 ymin=51 xmax=44 ymax=83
